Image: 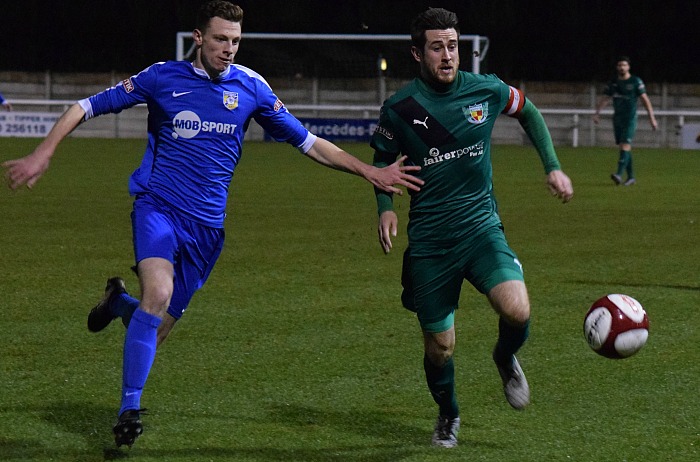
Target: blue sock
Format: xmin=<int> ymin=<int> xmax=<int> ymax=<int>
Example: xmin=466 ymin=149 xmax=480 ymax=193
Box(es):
xmin=109 ymin=292 xmax=140 ymax=327
xmin=120 ymin=308 xmax=161 ymax=416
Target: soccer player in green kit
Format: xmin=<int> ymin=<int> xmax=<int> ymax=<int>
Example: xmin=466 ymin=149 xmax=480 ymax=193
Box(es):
xmin=370 ymin=8 xmax=574 ymax=448
xmin=593 ymin=56 xmax=657 ymax=186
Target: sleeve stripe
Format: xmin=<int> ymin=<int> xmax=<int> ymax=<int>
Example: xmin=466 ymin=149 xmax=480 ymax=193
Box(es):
xmin=298 ymin=132 xmax=317 ymax=153
xmin=78 ymin=98 xmax=94 ymax=120
xmin=504 ymin=86 xmax=525 ymax=115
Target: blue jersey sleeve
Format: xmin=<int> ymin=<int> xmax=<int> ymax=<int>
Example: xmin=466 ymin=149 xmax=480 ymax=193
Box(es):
xmin=83 ymin=64 xmax=161 ymax=118
xmin=75 ymin=61 xmax=315 ymax=227
xmin=248 ymin=80 xmax=308 ymax=147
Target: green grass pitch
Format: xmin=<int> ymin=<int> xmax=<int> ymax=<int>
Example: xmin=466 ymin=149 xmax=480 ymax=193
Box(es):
xmin=1 ymin=138 xmax=698 ymax=461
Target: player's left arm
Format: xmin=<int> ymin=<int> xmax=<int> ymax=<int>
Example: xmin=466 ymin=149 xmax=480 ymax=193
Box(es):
xmin=303 ymin=136 xmax=422 ymax=195
xmin=505 ymin=87 xmax=574 ymax=203
xmin=639 ymin=93 xmax=658 ymax=130
xmin=253 ymin=83 xmax=422 ymax=195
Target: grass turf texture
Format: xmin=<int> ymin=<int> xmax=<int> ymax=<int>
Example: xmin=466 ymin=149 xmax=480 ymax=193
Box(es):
xmin=1 ymin=138 xmax=698 ymax=461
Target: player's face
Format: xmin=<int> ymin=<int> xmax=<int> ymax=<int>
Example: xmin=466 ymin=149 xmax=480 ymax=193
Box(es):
xmin=193 ymin=16 xmax=241 ymax=78
xmin=412 ymin=29 xmax=460 ymax=86
xmin=616 ymin=60 xmax=630 ymax=77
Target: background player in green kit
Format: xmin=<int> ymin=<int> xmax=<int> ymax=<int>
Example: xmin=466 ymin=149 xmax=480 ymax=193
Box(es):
xmin=370 ymin=8 xmax=574 ymax=448
xmin=593 ymin=56 xmax=657 ymax=186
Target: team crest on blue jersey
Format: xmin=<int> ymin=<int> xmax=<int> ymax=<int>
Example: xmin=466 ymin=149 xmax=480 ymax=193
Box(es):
xmin=223 ymin=91 xmax=238 ymax=110
xmin=122 ymin=78 xmax=134 ymax=93
xmin=464 ymin=102 xmax=488 ymax=124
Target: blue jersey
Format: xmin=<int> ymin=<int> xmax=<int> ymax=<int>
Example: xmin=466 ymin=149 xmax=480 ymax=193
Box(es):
xmin=80 ymin=61 xmax=312 ymax=227
xmin=0 ymin=91 xmax=7 ymax=104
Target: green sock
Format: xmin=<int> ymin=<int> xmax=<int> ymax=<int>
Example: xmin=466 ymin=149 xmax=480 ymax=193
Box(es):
xmin=626 ymin=152 xmax=635 ymax=179
xmin=423 ymin=355 xmax=459 ymax=418
xmin=494 ymin=318 xmax=530 ymax=364
xmin=616 ymin=150 xmax=630 ymax=176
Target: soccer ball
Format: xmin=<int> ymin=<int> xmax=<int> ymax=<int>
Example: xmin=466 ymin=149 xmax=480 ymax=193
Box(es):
xmin=583 ymin=294 xmax=649 ymax=359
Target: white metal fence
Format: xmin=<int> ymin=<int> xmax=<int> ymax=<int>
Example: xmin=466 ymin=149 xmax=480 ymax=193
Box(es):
xmin=5 ymin=98 xmax=699 ymax=149
xmin=3 ymin=69 xmax=700 ymax=150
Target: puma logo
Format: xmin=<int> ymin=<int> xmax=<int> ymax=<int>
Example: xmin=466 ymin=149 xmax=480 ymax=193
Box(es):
xmin=413 ymin=116 xmax=429 ymax=129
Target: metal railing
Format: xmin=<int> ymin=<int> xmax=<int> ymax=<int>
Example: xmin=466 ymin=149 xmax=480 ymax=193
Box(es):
xmin=4 ymin=99 xmax=700 ymax=148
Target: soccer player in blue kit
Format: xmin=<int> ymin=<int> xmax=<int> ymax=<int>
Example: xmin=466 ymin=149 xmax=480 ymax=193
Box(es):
xmin=2 ymin=0 xmax=423 ymax=448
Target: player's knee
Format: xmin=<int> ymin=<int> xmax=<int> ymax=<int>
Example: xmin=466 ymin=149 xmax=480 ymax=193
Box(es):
xmin=425 ymin=336 xmax=455 ymax=367
xmin=501 ymin=295 xmax=530 ymax=326
xmin=489 ymin=280 xmax=530 ymax=325
xmin=427 ymin=347 xmax=453 ymax=367
xmin=140 ymin=285 xmax=173 ymax=317
xmin=504 ymin=303 xmax=530 ymax=327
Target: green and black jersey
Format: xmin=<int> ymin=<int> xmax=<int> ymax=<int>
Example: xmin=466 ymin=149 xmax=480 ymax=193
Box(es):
xmin=604 ymin=75 xmax=647 ymax=123
xmin=372 ymin=71 xmax=539 ymax=250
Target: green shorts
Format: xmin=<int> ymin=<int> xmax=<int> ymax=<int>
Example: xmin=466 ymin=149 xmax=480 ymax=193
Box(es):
xmin=613 ymin=116 xmax=637 ymax=145
xmin=401 ymin=225 xmax=524 ymax=333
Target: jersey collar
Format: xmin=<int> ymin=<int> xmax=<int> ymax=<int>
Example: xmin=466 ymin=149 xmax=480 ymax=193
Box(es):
xmin=417 ymin=71 xmax=461 ymax=97
xmin=191 ymin=62 xmax=232 ymax=80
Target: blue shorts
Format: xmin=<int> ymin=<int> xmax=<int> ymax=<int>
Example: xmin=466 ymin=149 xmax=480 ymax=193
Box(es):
xmin=131 ymin=194 xmax=225 ymax=319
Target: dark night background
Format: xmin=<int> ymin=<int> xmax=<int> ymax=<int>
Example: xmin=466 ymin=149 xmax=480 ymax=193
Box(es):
xmin=1 ymin=0 xmax=698 ymax=83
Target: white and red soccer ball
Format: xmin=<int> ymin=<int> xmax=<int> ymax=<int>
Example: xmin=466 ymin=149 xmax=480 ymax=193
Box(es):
xmin=583 ymin=294 xmax=649 ymax=359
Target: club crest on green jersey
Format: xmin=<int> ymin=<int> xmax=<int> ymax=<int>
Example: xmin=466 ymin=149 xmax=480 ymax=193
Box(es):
xmin=223 ymin=91 xmax=238 ymax=110
xmin=464 ymin=102 xmax=488 ymax=124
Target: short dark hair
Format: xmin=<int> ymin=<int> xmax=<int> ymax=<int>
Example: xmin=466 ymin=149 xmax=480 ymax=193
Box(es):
xmin=196 ymin=0 xmax=243 ymax=32
xmin=617 ymin=55 xmax=631 ymax=65
xmin=410 ymin=8 xmax=460 ymax=50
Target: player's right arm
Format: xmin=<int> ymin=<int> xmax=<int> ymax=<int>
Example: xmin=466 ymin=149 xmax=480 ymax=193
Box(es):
xmin=2 ymin=103 xmax=85 ymax=190
xmin=593 ymin=81 xmax=614 ymax=125
xmin=373 ymin=147 xmax=401 ymax=254
xmin=371 ymin=112 xmax=404 ymax=254
xmin=377 ymin=208 xmax=398 ymax=254
xmin=593 ymin=96 xmax=610 ymax=125
xmin=3 ymin=66 xmax=156 ymax=190
xmin=592 ymin=96 xmax=610 ymax=125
